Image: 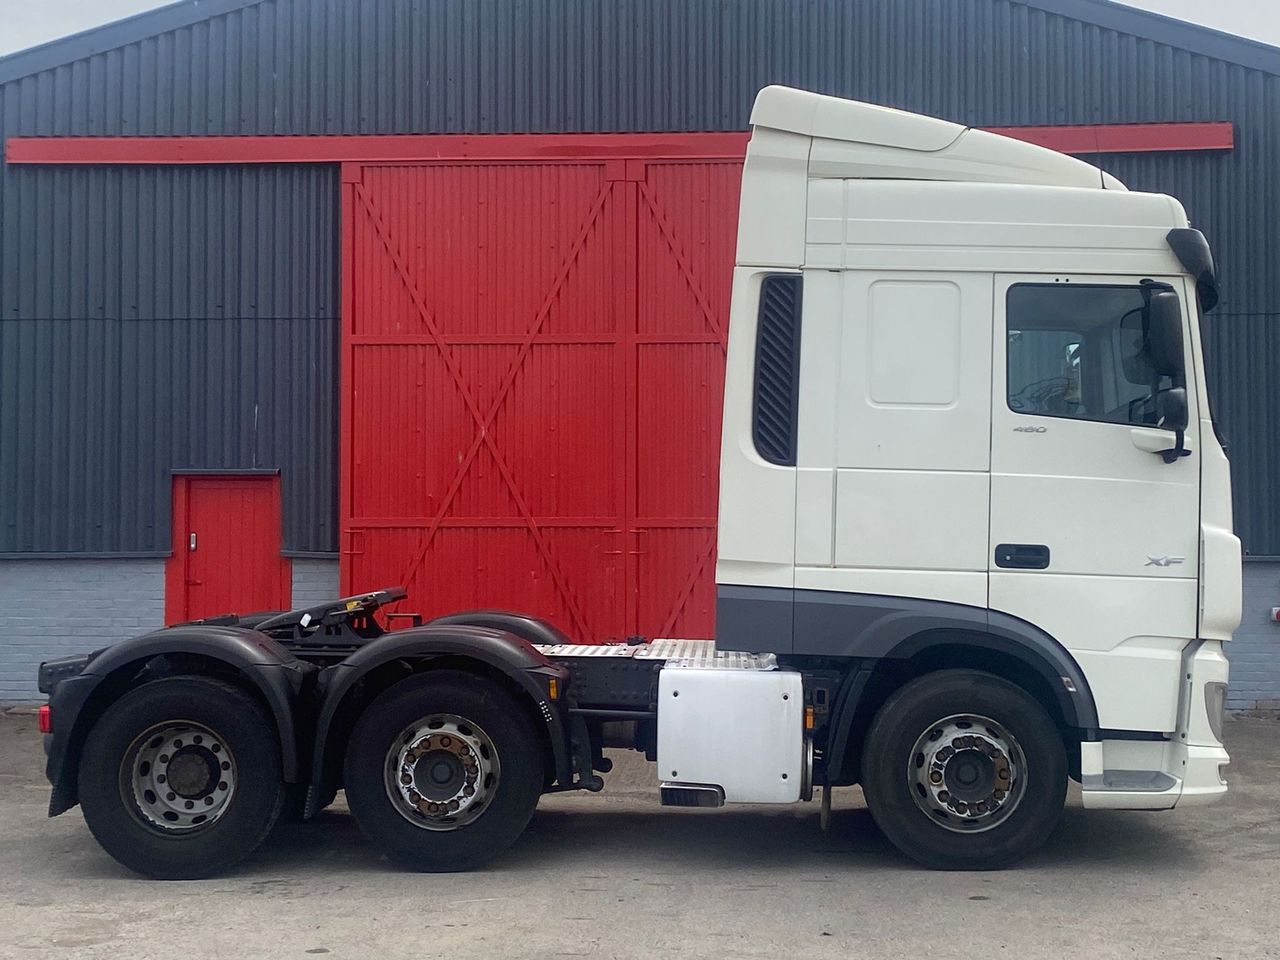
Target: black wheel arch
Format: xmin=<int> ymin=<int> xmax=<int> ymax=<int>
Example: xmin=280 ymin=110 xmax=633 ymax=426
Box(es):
xmin=822 ymin=620 xmax=1099 ymax=786
xmin=305 ymin=624 xmax=572 ymax=818
xmin=45 ymin=625 xmax=309 ymax=816
xmin=426 ymin=609 xmax=574 ymax=648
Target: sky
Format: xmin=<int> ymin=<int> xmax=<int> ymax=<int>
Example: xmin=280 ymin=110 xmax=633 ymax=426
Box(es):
xmin=0 ymin=0 xmax=1276 ymax=58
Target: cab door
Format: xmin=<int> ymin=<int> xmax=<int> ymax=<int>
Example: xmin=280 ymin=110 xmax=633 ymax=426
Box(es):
xmin=989 ymin=276 xmax=1201 ymax=731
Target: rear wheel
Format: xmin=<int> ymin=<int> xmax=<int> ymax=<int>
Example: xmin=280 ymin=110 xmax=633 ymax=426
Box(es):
xmin=78 ymin=676 xmax=286 ymax=879
xmin=860 ymin=669 xmax=1067 ymax=870
xmin=343 ymin=671 xmax=544 ymax=871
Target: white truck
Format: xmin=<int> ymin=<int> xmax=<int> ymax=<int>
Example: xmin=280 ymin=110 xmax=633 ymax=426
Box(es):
xmin=37 ymin=87 xmax=1240 ymax=878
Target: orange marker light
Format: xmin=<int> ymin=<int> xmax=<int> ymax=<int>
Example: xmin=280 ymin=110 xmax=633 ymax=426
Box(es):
xmin=547 ymin=678 xmax=559 ymax=700
xmin=805 ymin=706 xmax=814 ymax=731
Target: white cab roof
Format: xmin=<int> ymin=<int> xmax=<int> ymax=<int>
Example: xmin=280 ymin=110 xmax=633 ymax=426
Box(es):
xmin=749 ymin=86 xmax=1125 ymax=191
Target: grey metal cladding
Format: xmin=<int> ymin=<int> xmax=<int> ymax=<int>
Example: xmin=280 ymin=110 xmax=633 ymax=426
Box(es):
xmin=0 ymin=0 xmax=1278 ymax=553
xmin=0 ymin=162 xmax=338 ymax=554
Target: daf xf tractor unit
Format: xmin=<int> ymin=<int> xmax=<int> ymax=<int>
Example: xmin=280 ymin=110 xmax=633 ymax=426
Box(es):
xmin=36 ymin=87 xmax=1240 ymax=878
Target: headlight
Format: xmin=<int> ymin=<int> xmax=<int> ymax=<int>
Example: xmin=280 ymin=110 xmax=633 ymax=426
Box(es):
xmin=1204 ymin=681 xmax=1227 ymax=743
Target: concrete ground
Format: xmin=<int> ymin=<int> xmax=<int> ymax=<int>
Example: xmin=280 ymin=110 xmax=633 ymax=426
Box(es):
xmin=0 ymin=713 xmax=1276 ymax=960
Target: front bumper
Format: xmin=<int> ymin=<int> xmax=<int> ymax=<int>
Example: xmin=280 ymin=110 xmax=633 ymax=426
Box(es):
xmin=1082 ymin=640 xmax=1230 ymax=811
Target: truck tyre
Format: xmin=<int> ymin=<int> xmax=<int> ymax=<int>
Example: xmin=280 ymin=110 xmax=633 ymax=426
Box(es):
xmin=343 ymin=670 xmax=544 ymax=872
xmin=78 ymin=675 xmax=286 ymax=879
xmin=860 ymin=669 xmax=1066 ymax=870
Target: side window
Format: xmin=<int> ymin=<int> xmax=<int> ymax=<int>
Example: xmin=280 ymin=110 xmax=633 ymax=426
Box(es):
xmin=1006 ymin=284 xmax=1181 ymax=426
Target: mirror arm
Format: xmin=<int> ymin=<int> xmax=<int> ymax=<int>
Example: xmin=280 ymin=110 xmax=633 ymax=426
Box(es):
xmin=1159 ymin=428 xmax=1191 ymax=464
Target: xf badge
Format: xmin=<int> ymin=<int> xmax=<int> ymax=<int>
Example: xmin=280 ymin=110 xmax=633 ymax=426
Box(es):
xmin=1145 ymin=555 xmax=1185 ymax=567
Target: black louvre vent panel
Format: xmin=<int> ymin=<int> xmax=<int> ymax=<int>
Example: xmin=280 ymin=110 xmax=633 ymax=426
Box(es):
xmin=752 ymin=275 xmax=803 ymax=466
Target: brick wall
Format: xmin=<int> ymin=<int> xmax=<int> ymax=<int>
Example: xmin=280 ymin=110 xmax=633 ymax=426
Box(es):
xmin=1228 ymin=561 xmax=1280 ymax=712
xmin=291 ymin=558 xmax=340 ymax=606
xmin=0 ymin=558 xmax=165 ymax=702
xmin=0 ymin=558 xmax=347 ymax=703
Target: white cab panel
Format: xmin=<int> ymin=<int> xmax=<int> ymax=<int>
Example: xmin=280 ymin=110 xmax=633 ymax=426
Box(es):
xmin=749 ymin=86 xmax=1119 ymax=190
xmin=716 ymin=267 xmax=798 ymax=590
xmin=657 ymin=666 xmax=803 ymax=803
xmin=837 ymin=276 xmax=989 ymax=472
xmin=805 ymin=180 xmax=1184 ymax=277
xmin=794 ymin=270 xmax=991 ymax=605
xmin=835 ymin=471 xmax=989 ymax=574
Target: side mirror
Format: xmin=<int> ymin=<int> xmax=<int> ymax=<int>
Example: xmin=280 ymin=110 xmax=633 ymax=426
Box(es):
xmin=1158 ymin=386 xmax=1188 ymax=432
xmin=1156 ymin=387 xmax=1191 ymax=463
xmin=1146 ymin=291 xmax=1185 ymax=377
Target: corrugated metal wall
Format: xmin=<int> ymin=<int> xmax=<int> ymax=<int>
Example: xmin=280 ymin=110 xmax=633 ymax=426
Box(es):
xmin=0 ymin=160 xmax=337 ymax=553
xmin=1 ymin=0 xmax=1277 ymax=554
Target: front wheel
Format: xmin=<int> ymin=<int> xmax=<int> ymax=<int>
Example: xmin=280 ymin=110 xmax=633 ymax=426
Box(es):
xmin=343 ymin=671 xmax=545 ymax=871
xmin=860 ymin=669 xmax=1067 ymax=870
xmin=77 ymin=676 xmax=287 ymax=879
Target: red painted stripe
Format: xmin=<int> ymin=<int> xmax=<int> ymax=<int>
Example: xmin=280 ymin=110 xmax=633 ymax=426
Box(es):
xmin=5 ymin=120 xmax=1233 ymax=166
xmin=4 ymin=132 xmax=753 ymax=165
xmin=984 ymin=121 xmax=1234 ymax=154
xmin=3 ymin=122 xmax=1233 ymax=166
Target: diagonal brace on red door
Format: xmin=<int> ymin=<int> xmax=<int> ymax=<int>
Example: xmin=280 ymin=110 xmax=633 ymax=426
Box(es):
xmin=354 ymin=179 xmax=614 ymax=640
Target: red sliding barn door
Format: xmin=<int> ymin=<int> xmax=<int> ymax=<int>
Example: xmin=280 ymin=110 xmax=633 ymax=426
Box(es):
xmin=341 ymin=142 xmax=740 ymax=641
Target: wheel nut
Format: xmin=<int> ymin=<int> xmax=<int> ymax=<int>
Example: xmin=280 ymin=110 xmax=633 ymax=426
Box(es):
xmin=401 ymin=774 xmax=412 ymax=785
xmin=929 ymin=771 xmax=943 ymax=784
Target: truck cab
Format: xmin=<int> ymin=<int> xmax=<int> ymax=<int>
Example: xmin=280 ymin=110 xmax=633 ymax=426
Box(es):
xmin=38 ymin=87 xmax=1240 ymax=878
xmin=717 ymin=85 xmax=1239 ymax=811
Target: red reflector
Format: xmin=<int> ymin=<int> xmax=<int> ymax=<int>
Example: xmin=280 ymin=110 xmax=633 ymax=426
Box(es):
xmin=38 ymin=704 xmax=52 ymax=734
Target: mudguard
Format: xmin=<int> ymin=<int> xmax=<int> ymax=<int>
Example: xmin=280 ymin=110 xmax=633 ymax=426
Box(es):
xmin=44 ymin=625 xmax=308 ymax=816
xmin=427 ymin=610 xmax=574 ymax=648
xmin=305 ymin=624 xmax=572 ymax=817
xmin=821 ymin=617 xmax=1102 ymax=785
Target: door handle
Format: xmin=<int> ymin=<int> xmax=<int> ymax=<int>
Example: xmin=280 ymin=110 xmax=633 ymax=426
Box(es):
xmin=994 ymin=544 xmax=1050 ymax=570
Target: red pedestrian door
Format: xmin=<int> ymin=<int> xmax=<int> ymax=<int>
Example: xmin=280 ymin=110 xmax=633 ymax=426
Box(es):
xmin=165 ymin=475 xmax=291 ymax=623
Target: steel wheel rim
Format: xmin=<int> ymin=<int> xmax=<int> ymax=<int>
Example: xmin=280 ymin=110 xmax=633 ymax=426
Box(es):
xmin=384 ymin=714 xmax=500 ymax=831
xmin=908 ymin=713 xmax=1026 ymax=834
xmin=124 ymin=721 xmax=237 ymax=833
